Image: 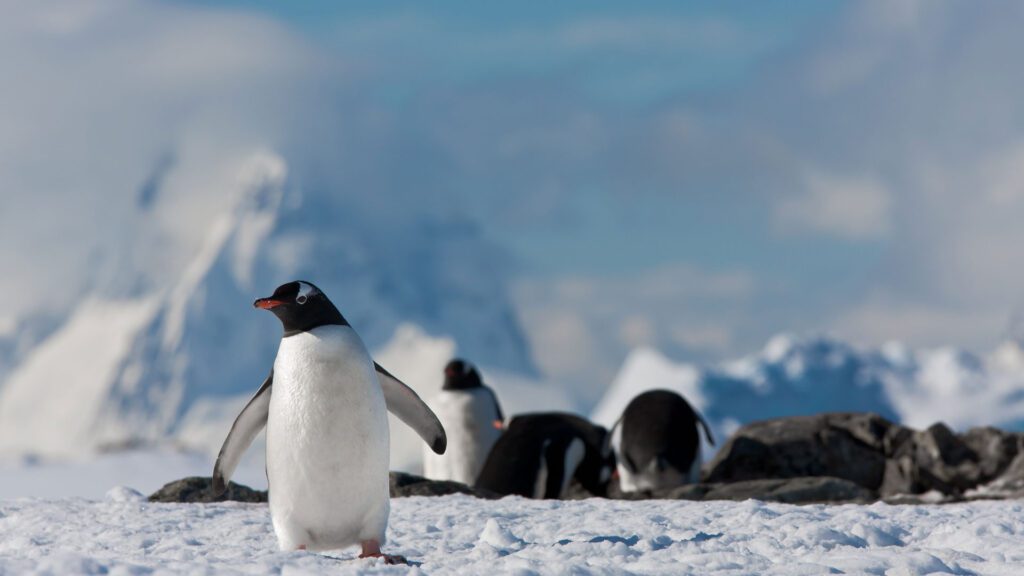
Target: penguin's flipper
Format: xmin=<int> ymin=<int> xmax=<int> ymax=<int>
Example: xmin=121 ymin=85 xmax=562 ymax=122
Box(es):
xmin=696 ymin=410 xmax=716 ymax=447
xmin=374 ymin=362 xmax=447 ymax=455
xmin=212 ymin=370 xmax=273 ymax=496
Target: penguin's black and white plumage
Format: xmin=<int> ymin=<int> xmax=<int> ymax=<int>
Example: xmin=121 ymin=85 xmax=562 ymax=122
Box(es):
xmin=614 ymin=389 xmax=714 ymax=493
xmin=475 ymin=412 xmax=614 ymax=499
xmin=211 ymin=280 xmax=446 ymax=563
xmin=422 ymin=359 xmax=504 ymax=485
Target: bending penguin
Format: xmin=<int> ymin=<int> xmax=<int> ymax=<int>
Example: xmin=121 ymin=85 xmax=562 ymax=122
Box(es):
xmin=211 ymin=281 xmax=446 ymax=563
xmin=475 ymin=413 xmax=615 ymax=499
xmin=422 ymin=359 xmax=504 ymax=485
xmin=614 ymin=389 xmax=714 ymax=493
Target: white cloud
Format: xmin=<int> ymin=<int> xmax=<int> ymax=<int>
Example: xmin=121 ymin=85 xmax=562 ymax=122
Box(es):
xmin=0 ymin=0 xmax=313 ymax=314
xmin=726 ymin=1 xmax=1024 ymax=352
xmin=11 ymin=0 xmax=1024 ymax=393
xmin=669 ymin=324 xmax=732 ymax=353
xmin=983 ymin=143 xmax=1024 ymax=206
xmin=514 ymin=264 xmax=756 ymax=402
xmin=523 ymin=309 xmax=602 ymax=380
xmin=619 ymin=315 xmax=655 ymax=348
xmin=835 ymin=293 xmax=1007 ymax=350
xmin=775 ymin=169 xmax=891 ymax=240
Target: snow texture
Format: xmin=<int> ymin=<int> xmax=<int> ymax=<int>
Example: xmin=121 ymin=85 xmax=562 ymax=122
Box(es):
xmin=1 ymin=495 xmax=1021 ymax=575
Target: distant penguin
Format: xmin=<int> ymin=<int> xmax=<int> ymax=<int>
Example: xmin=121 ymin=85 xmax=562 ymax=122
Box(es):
xmin=615 ymin=389 xmax=714 ymax=493
xmin=422 ymin=359 xmax=504 ymax=485
xmin=475 ymin=413 xmax=614 ymax=499
xmin=211 ymin=281 xmax=446 ymax=563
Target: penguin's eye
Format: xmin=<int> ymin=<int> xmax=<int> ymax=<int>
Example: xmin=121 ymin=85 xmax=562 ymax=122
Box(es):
xmin=296 ymin=295 xmax=308 ymax=305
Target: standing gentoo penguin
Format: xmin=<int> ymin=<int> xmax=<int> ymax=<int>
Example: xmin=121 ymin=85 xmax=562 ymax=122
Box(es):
xmin=422 ymin=359 xmax=504 ymax=485
xmin=615 ymin=389 xmax=714 ymax=492
xmin=211 ymin=281 xmax=446 ymax=563
xmin=475 ymin=413 xmax=614 ymax=499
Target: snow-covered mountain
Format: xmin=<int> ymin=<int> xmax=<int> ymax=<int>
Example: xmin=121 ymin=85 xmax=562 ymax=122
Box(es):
xmin=593 ymin=334 xmax=1024 ymax=448
xmin=4 ymin=144 xmax=1023 ymax=470
xmin=0 ymin=151 xmax=536 ymax=462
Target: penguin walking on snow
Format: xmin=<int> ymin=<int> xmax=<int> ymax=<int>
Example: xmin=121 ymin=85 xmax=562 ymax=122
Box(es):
xmin=423 ymin=359 xmax=504 ymax=485
xmin=475 ymin=413 xmax=615 ymax=499
xmin=614 ymin=389 xmax=714 ymax=493
xmin=211 ymin=281 xmax=446 ymax=564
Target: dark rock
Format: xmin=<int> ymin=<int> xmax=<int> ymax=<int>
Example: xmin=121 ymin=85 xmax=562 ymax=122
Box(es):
xmin=149 ymin=473 xmax=497 ymax=503
xmin=562 ymin=479 xmax=596 ymax=500
xmin=704 ymin=413 xmax=1024 ymax=503
xmin=882 ymin=491 xmax=959 ymax=505
xmin=881 ymin=424 xmax=1024 ymax=497
xmin=705 ymin=413 xmax=903 ymax=490
xmin=148 ymin=415 xmax=1024 ymax=506
xmin=984 ymin=451 xmax=1024 ymax=493
xmin=961 ymin=426 xmax=1022 ymax=479
xmin=148 ymin=476 xmax=267 ymax=503
xmin=882 ymin=423 xmax=969 ymax=496
xmin=697 ymin=476 xmax=875 ymax=504
xmin=610 ymin=476 xmax=873 ymax=504
xmin=389 ymin=472 xmax=498 ymax=499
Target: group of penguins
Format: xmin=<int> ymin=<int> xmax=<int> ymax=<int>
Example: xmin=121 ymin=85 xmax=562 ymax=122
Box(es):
xmin=209 ymin=280 xmax=714 ymax=563
xmin=426 ymin=359 xmax=715 ymax=500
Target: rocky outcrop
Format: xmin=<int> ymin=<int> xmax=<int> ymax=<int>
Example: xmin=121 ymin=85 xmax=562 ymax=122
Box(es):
xmin=148 ymin=472 xmax=494 ymax=503
xmin=612 ymin=476 xmax=875 ymax=504
xmin=148 ymin=414 xmax=1024 ymax=505
xmin=705 ymin=412 xmax=1024 ymax=502
xmin=389 ymin=472 xmax=498 ymax=499
xmin=703 ymin=413 xmax=903 ymax=490
xmin=148 ymin=477 xmax=267 ymax=503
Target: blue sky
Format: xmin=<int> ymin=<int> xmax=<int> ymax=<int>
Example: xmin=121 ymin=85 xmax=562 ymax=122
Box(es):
xmin=6 ymin=1 xmax=1024 ymax=390
xmin=170 ymin=0 xmax=848 ymax=279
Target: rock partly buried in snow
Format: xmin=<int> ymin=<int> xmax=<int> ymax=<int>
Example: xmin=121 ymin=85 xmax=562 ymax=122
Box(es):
xmin=880 ymin=423 xmax=1024 ymax=497
xmin=706 ymin=412 xmax=1024 ymax=502
xmin=147 ymin=415 xmax=1024 ymax=505
xmin=612 ymin=476 xmax=875 ymax=504
xmin=389 ymin=471 xmax=498 ymax=499
xmin=686 ymin=477 xmax=875 ymax=504
xmin=149 ymin=473 xmax=495 ymax=502
xmin=705 ymin=412 xmax=905 ymax=490
xmin=148 ymin=477 xmax=267 ymax=503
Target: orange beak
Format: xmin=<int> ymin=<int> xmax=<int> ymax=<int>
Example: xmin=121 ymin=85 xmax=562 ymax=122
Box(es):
xmin=254 ymin=298 xmax=285 ymax=310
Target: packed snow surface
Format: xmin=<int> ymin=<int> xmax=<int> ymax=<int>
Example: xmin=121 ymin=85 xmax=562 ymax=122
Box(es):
xmin=1 ymin=494 xmax=1022 ymax=575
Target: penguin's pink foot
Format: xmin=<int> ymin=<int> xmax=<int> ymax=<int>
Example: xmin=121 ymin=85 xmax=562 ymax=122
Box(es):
xmin=359 ymin=540 xmax=408 ymax=565
xmin=296 ymin=545 xmax=307 ymax=551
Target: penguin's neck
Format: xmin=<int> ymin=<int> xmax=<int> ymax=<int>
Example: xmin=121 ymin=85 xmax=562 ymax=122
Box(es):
xmin=281 ymin=305 xmax=349 ymax=338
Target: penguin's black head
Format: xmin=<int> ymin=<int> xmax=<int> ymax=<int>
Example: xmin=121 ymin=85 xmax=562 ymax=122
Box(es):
xmin=254 ymin=280 xmax=348 ymax=337
xmin=443 ymin=359 xmax=483 ymax=390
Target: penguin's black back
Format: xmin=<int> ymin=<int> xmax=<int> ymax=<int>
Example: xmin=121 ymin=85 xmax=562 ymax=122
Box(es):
xmin=475 ymin=412 xmax=611 ymax=498
xmin=619 ymin=389 xmax=700 ymax=475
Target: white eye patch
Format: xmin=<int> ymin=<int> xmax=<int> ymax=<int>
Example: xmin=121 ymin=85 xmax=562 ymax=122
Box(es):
xmin=296 ymin=282 xmax=316 ymax=305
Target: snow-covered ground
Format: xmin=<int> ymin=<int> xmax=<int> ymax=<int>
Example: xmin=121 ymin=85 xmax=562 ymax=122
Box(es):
xmin=1 ymin=494 xmax=1021 ymax=575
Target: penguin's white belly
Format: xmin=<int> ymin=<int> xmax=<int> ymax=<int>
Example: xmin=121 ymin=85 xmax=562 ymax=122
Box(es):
xmin=266 ymin=325 xmax=390 ymax=551
xmin=423 ymin=389 xmax=501 ymax=485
